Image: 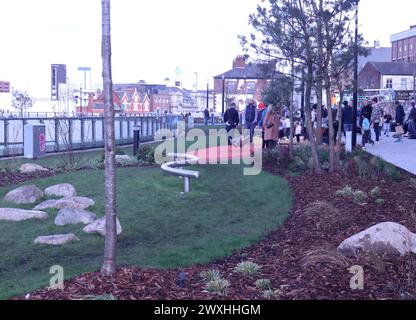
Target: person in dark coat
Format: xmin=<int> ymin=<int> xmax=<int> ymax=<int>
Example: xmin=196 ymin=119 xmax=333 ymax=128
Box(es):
xmin=341 ymin=100 xmax=353 ymax=134
xmin=360 ymin=99 xmax=373 ymax=126
xmin=395 ymin=100 xmax=406 ymax=125
xmin=224 ymin=103 xmax=240 ymax=146
xmin=407 ymin=101 xmax=416 ymax=138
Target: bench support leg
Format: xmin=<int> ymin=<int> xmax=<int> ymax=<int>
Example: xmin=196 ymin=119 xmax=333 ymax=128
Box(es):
xmin=184 ymin=177 xmax=190 ymax=193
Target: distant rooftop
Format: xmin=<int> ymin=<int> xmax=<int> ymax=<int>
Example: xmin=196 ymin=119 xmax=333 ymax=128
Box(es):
xmin=214 ymin=56 xmax=280 ymax=80
xmin=366 ymin=61 xmax=416 ymax=75
xmin=359 ymin=46 xmax=391 ymax=69
xmin=391 ymin=25 xmax=416 ymax=42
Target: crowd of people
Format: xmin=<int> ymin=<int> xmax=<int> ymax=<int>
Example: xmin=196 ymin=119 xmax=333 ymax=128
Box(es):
xmin=222 ymin=97 xmax=416 ymax=150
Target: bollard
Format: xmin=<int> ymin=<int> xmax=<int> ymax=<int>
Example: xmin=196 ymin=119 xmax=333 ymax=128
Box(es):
xmin=132 ymin=125 xmax=141 ymax=156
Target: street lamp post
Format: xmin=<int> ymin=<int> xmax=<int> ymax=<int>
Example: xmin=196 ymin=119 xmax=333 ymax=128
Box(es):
xmin=66 ymin=78 xmax=70 ymax=116
xmin=352 ymin=0 xmax=359 ymax=149
xmin=206 ymin=81 xmax=209 ymax=110
xmin=222 ymin=75 xmax=225 ymax=116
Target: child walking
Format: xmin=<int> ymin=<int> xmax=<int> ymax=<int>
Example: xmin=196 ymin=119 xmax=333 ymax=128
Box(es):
xmin=362 ymin=117 xmax=374 ymax=149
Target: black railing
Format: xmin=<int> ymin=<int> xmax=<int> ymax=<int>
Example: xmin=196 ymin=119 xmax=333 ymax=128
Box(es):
xmin=0 ymin=115 xmax=178 ymax=158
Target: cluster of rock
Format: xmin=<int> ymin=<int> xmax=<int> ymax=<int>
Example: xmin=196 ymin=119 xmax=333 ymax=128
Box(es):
xmin=1 ymin=165 xmax=122 ymax=246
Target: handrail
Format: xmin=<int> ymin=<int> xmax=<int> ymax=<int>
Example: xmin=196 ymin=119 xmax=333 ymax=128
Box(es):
xmin=161 ymin=153 xmax=199 ymax=193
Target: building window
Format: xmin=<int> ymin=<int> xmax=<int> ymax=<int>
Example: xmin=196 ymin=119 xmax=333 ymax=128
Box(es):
xmin=401 ymin=78 xmax=407 ymax=90
xmin=386 ymin=78 xmax=393 ymax=89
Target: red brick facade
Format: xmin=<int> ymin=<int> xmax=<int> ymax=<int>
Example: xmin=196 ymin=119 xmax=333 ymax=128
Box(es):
xmin=358 ymin=63 xmax=381 ymax=90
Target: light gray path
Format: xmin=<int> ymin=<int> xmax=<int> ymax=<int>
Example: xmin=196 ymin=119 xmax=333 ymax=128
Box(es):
xmin=365 ymin=134 xmax=416 ymax=175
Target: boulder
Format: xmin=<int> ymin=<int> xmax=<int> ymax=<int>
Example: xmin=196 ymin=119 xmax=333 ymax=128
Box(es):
xmin=34 ymin=234 xmax=80 ymax=246
xmin=45 ymin=183 xmax=77 ymax=198
xmin=34 ymin=196 xmax=94 ymax=211
xmin=4 ymin=185 xmax=44 ymax=205
xmin=338 ymin=222 xmax=416 ymax=257
xmin=55 ymin=208 xmax=97 ymax=226
xmin=0 ymin=208 xmax=48 ymax=222
xmin=83 ymin=217 xmax=122 ymax=236
xmin=19 ymin=163 xmax=48 ymax=174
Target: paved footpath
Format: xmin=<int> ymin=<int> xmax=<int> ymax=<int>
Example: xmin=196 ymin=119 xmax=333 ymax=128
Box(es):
xmin=365 ymin=135 xmax=416 ymax=175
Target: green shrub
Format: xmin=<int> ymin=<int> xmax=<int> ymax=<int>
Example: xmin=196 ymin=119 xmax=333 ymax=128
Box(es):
xmin=353 ymin=190 xmax=367 ymax=203
xmin=135 ymin=145 xmax=155 ymax=164
xmin=370 ymin=157 xmax=386 ymax=177
xmin=287 ymin=156 xmax=307 ymax=173
xmin=199 ymin=269 xmax=221 ymax=282
xmin=370 ymin=187 xmax=381 ymax=199
xmin=255 ymin=279 xmax=271 ymax=290
xmin=293 ymin=146 xmax=312 ymax=163
xmin=89 ymin=155 xmax=105 ymax=170
xmin=234 ymin=261 xmax=262 ymax=276
xmin=262 ymin=148 xmax=280 ymax=168
xmin=335 ymin=186 xmax=354 ymax=198
xmin=204 ymin=279 xmax=230 ymax=296
xmin=353 ymin=156 xmax=371 ymax=178
xmin=262 ymin=289 xmax=282 ymax=299
xmin=375 ymin=198 xmax=385 ymax=206
xmin=383 ymin=163 xmax=401 ymax=181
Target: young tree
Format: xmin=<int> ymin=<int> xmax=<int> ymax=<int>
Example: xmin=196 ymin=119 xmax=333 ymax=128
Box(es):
xmin=12 ymin=90 xmax=33 ymax=116
xmin=101 ymin=0 xmax=118 ymax=276
xmin=241 ymin=0 xmax=322 ymax=172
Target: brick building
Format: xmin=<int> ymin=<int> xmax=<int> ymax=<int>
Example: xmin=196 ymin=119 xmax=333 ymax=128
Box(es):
xmin=358 ymin=61 xmax=416 ymax=100
xmin=213 ymin=56 xmax=279 ymax=111
xmin=391 ymin=25 xmax=416 ymax=62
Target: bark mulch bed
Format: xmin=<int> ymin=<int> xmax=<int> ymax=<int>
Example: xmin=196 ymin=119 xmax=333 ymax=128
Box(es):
xmin=11 ymin=167 xmax=416 ymax=300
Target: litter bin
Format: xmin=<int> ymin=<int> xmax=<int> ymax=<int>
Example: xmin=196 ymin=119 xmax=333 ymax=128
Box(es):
xmin=24 ymin=123 xmax=46 ymax=159
xmin=132 ymin=125 xmax=141 ymax=156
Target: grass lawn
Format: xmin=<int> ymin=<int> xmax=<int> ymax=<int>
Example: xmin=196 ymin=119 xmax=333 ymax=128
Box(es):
xmin=0 ymin=164 xmax=291 ymax=299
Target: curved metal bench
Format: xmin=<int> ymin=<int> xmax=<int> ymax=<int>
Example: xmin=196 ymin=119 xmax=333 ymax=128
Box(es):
xmin=161 ymin=153 xmax=199 ymax=193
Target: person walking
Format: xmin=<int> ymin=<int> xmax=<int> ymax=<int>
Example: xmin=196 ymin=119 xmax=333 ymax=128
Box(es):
xmin=284 ymin=116 xmax=291 ymax=139
xmin=362 ymin=116 xmax=374 ymax=149
xmin=395 ymin=100 xmax=406 ymax=126
xmin=371 ymin=97 xmax=383 ymax=142
xmin=407 ymin=101 xmax=416 ymax=139
xmin=383 ymin=110 xmax=392 ymax=137
xmin=223 ymin=103 xmax=240 ymax=146
xmin=341 ymin=100 xmax=353 ymax=134
xmin=263 ymin=104 xmax=280 ymax=149
xmin=244 ymin=99 xmax=258 ymax=143
xmin=295 ymin=121 xmax=302 ymax=143
xmin=204 ymin=108 xmax=210 ymax=126
xmin=256 ymin=101 xmax=267 ymax=149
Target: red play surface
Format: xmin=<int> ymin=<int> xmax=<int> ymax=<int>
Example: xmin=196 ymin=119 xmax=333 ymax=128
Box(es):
xmin=188 ymin=144 xmax=261 ymax=163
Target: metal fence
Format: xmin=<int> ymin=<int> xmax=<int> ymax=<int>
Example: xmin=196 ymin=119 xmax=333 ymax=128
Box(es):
xmin=0 ymin=114 xmax=178 ymax=158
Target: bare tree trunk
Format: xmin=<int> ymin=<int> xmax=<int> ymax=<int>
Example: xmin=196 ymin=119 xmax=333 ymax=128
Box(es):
xmin=325 ymin=77 xmax=335 ymax=172
xmin=101 ymin=0 xmax=117 ymax=276
xmin=335 ymin=84 xmax=344 ymax=164
xmin=306 ymin=60 xmax=322 ymax=174
xmin=315 ymin=0 xmax=324 ymax=146
xmin=289 ymin=60 xmax=295 ymax=157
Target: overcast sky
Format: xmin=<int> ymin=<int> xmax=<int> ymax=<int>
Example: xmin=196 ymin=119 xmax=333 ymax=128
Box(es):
xmin=0 ymin=0 xmax=414 ymax=98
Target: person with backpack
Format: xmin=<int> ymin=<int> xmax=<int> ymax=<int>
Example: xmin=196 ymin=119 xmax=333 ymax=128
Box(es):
xmin=224 ymin=103 xmax=240 ymax=146
xmin=244 ymin=99 xmax=258 ymax=143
